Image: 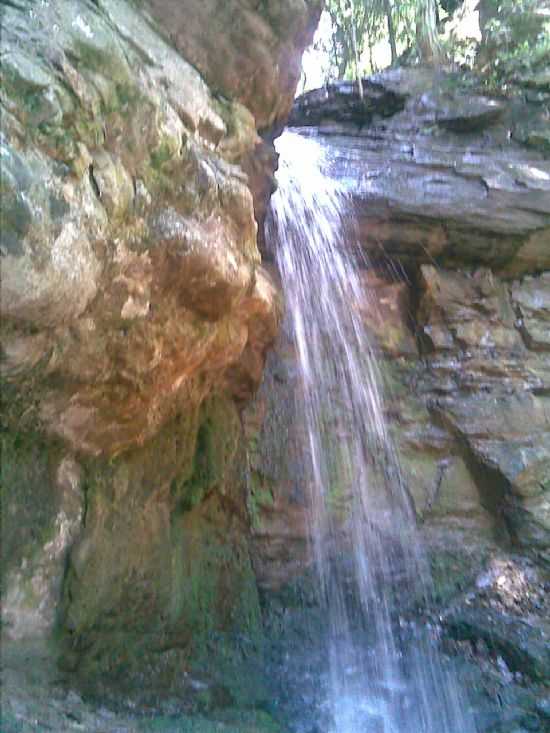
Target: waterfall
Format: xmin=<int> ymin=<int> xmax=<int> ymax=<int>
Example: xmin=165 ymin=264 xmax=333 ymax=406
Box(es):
xmin=266 ymin=130 xmax=476 ymax=733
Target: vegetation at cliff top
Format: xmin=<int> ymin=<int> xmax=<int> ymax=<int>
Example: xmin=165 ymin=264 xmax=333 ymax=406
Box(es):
xmin=300 ymin=0 xmax=550 ymax=91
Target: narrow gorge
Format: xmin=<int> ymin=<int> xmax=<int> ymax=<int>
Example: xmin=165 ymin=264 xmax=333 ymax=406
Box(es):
xmin=1 ymin=2 xmax=549 ymax=732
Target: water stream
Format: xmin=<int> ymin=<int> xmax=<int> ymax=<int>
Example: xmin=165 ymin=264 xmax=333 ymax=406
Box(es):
xmin=266 ymin=130 xmax=476 ymax=733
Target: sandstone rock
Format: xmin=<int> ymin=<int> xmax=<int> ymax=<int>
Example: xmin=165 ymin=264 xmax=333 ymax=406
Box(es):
xmin=225 ymin=266 xmax=283 ymax=403
xmin=419 ymin=266 xmax=524 ymax=352
xmin=1 ymin=439 xmax=84 ymax=640
xmin=415 ymin=266 xmax=550 ymax=550
xmin=357 ymin=271 xmax=418 ymax=357
xmin=0 ymin=0 xmax=310 ymax=685
xmin=240 ymin=139 xmax=280 ymax=250
xmin=59 ymin=396 xmax=262 ymax=679
xmin=246 ymin=259 xmax=550 ymax=596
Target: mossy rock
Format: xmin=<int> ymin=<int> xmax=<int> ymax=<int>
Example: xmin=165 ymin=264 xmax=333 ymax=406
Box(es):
xmin=59 ymin=396 xmax=262 ymax=691
xmin=0 ymin=430 xmax=60 ymax=579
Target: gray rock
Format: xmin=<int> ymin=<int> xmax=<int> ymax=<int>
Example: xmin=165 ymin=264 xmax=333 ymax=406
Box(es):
xmin=512 ymin=273 xmax=550 ymax=350
xmin=289 ymin=68 xmax=550 ymax=276
xmin=422 ymin=91 xmax=505 ymax=132
xmin=446 ymin=608 xmax=550 ymax=683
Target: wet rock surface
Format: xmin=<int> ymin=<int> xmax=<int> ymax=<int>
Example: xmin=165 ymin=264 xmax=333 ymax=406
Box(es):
xmin=289 ymin=68 xmax=550 ymax=277
xmin=243 ymin=266 xmax=550 ymax=727
xmin=247 ymin=265 xmax=550 ymax=583
xmin=245 ymin=70 xmax=550 ymax=727
xmin=1 ymin=642 xmax=282 ymax=733
xmin=254 ymin=554 xmax=549 ymax=733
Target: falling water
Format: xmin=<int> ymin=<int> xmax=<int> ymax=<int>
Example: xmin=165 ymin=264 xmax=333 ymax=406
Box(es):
xmin=266 ymin=131 xmax=476 ymax=733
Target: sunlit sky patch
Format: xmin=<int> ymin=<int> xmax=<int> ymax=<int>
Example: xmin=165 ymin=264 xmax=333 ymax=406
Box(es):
xmin=299 ymin=12 xmax=333 ymax=93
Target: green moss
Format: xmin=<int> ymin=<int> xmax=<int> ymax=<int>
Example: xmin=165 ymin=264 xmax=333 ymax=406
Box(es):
xmin=171 ymin=422 xmax=212 ymax=511
xmin=429 ymin=548 xmax=486 ymax=606
xmin=246 ymin=465 xmax=277 ymax=532
xmin=150 ymin=142 xmax=176 ymax=170
xmin=138 ymin=709 xmax=283 ymax=732
xmin=171 ymin=397 xmax=240 ymax=513
xmin=0 ymin=429 xmax=59 ymax=578
xmin=67 ymin=37 xmax=132 ymax=86
xmin=169 ymin=499 xmax=261 ymax=637
xmin=60 ymin=395 xmax=263 ymax=692
xmin=325 ymin=437 xmax=352 ymax=522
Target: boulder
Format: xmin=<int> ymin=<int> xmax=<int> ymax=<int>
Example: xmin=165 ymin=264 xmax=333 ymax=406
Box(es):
xmin=1 ymin=0 xmax=281 ymax=457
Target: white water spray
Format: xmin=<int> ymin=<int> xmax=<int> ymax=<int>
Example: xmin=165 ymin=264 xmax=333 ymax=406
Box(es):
xmin=267 ymin=131 xmax=476 ymax=733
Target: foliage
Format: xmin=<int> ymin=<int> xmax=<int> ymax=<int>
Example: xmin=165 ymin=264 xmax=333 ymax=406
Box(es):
xmin=309 ymin=0 xmax=549 ymax=88
xmin=479 ymin=0 xmax=550 ymax=83
xmin=319 ymin=0 xmax=367 ymax=79
xmin=318 ymin=0 xmax=416 ymax=79
xmin=317 ymin=0 xmax=450 ymax=80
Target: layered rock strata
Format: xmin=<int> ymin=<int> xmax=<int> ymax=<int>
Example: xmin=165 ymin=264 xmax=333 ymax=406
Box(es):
xmin=289 ymin=68 xmax=550 ymax=276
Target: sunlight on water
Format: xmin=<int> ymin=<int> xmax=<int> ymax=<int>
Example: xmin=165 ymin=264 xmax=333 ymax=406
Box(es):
xmin=266 ymin=131 xmax=476 ymax=733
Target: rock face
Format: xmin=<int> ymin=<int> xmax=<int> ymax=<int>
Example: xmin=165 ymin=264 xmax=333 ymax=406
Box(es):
xmin=247 ymin=265 xmax=550 ymax=582
xmin=2 ymin=3 xmax=549 ymax=727
xmin=251 ymin=71 xmax=549 ymax=595
xmin=0 ymin=0 xmax=315 ymax=695
xmin=140 ymin=0 xmax=323 ymax=248
xmin=417 ymin=266 xmax=550 ymax=550
xmin=289 ymin=68 xmax=550 ymax=276
xmin=1 ymin=0 xmax=282 ymax=457
xmin=247 ymin=261 xmax=550 ymax=732
xmin=245 ymin=70 xmax=550 ymax=725
xmin=144 ymin=0 xmax=323 ymax=132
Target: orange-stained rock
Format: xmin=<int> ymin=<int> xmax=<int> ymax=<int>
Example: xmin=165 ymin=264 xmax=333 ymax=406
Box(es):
xmin=357 ymin=270 xmax=418 ymax=357
xmin=0 ymin=0 xmax=288 ymax=458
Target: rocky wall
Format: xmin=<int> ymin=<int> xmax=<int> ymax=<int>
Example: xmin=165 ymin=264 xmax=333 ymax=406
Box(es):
xmin=244 ymin=260 xmax=550 ymax=732
xmin=243 ymin=68 xmax=550 ymax=730
xmin=250 ymin=69 xmax=550 ymax=592
xmin=0 ymin=0 xmax=319 ymax=695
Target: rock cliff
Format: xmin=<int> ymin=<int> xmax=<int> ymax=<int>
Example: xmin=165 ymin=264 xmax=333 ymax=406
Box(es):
xmin=245 ymin=68 xmax=550 ymax=732
xmin=252 ymin=67 xmax=549 ymax=582
xmin=0 ymin=0 xmax=320 ymax=712
xmin=2 ymin=4 xmax=549 ymax=730
xmin=289 ymin=68 xmax=550 ymax=275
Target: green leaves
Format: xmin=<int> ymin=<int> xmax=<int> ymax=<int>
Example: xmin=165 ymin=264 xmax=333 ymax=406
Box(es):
xmin=310 ymin=0 xmax=548 ymax=87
